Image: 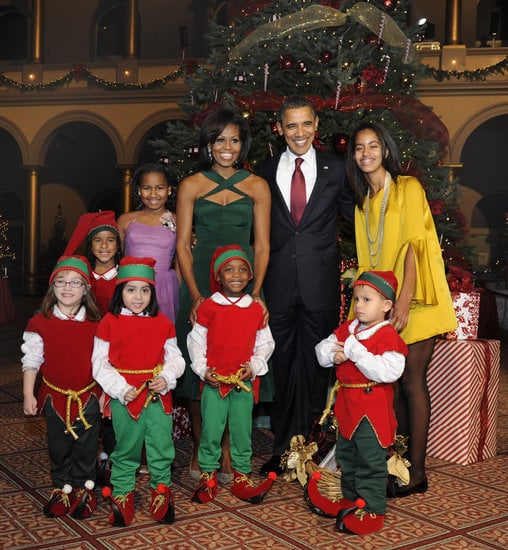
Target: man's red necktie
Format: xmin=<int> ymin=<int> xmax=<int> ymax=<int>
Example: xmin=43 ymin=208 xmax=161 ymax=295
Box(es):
xmin=290 ymin=157 xmax=306 ymax=224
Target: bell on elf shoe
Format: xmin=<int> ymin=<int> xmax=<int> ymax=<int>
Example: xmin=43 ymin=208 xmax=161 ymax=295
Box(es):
xmin=43 ymin=484 xmax=73 ymax=517
xmin=304 ymin=471 xmax=355 ymax=518
xmin=191 ymin=471 xmax=218 ymax=504
xmin=150 ymin=483 xmax=175 ymax=524
xmin=336 ymin=498 xmax=385 ymax=535
xmin=101 ymin=487 xmax=135 ymax=527
xmin=69 ymin=480 xmax=97 ymax=519
xmin=231 ymin=470 xmax=276 ymax=504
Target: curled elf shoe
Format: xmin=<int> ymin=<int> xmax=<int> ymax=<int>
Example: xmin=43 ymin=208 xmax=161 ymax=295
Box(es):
xmin=102 ymin=487 xmax=135 ymax=527
xmin=150 ymin=484 xmax=175 ymax=524
xmin=335 ymin=498 xmax=366 ymax=532
xmin=231 ymin=470 xmax=276 ymax=504
xmin=191 ymin=471 xmax=218 ymax=504
xmin=69 ymin=480 xmax=97 ymax=519
xmin=304 ymin=472 xmax=355 ymax=518
xmin=339 ymin=507 xmax=385 ymax=535
xmin=43 ymin=484 xmax=73 ymax=517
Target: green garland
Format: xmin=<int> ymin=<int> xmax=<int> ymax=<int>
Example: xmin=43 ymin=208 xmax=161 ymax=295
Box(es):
xmin=0 ymin=54 xmax=507 ymax=92
xmin=426 ymin=55 xmax=508 ymax=82
xmin=0 ymin=63 xmax=189 ymax=92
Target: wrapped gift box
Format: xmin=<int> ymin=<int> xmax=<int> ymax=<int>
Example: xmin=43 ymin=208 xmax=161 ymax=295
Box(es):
xmin=427 ymin=339 xmax=499 ymax=465
xmin=172 ymin=404 xmax=191 ymax=440
xmin=445 ymin=291 xmax=480 ymax=340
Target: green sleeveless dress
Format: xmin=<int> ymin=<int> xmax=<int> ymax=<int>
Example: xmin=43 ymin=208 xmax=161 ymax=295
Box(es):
xmin=176 ymin=169 xmax=272 ymax=400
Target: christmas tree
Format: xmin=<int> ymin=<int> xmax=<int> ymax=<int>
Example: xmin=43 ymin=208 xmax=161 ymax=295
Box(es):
xmin=152 ymin=0 xmax=466 ymax=261
xmin=0 ymin=212 xmax=16 ymax=268
xmin=40 ymin=205 xmax=68 ymax=281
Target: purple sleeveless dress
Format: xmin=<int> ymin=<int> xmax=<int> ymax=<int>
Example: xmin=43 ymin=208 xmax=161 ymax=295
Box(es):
xmin=124 ymin=220 xmax=178 ymax=323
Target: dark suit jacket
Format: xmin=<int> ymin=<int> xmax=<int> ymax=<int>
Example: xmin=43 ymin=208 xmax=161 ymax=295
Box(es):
xmin=255 ymin=149 xmax=355 ymax=313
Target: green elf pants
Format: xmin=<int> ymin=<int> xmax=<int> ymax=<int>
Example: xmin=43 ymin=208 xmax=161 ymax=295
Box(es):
xmin=336 ymin=417 xmax=389 ymax=514
xmin=198 ymin=382 xmax=253 ymax=474
xmin=110 ymin=398 xmax=174 ymax=496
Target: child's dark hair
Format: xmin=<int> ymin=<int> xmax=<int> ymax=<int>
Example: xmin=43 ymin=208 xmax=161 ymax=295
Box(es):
xmin=39 ymin=271 xmax=101 ymax=321
xmin=346 ymin=122 xmax=404 ymax=208
xmin=131 ymin=161 xmax=176 ymax=212
xmin=109 ymin=281 xmax=159 ymax=317
xmin=86 ymin=234 xmax=123 ymax=270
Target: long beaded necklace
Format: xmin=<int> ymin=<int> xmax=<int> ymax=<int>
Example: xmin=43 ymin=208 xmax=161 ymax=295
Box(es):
xmin=365 ymin=171 xmax=391 ymax=268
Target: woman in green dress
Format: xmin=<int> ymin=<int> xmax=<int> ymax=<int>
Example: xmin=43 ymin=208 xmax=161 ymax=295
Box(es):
xmin=176 ymin=107 xmax=271 ymax=482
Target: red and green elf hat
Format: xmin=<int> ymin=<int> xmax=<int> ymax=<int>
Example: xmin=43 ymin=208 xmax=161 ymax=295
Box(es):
xmin=210 ymin=245 xmax=253 ymax=293
xmin=352 ymin=270 xmax=398 ymax=301
xmin=49 ymin=255 xmax=92 ymax=285
xmin=64 ymin=210 xmax=119 ymax=255
xmin=116 ymin=256 xmax=156 ymax=285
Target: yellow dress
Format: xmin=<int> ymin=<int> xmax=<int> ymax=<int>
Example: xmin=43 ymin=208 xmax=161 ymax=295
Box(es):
xmin=354 ymin=175 xmax=457 ymax=344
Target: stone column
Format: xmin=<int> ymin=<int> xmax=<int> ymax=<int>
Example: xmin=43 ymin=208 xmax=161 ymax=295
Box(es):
xmin=126 ymin=0 xmax=138 ymax=58
xmin=23 ymin=0 xmax=43 ymax=84
xmin=445 ymin=0 xmax=462 ymax=46
xmin=442 ymin=0 xmax=465 ymax=71
xmin=24 ymin=167 xmax=41 ymax=295
xmin=119 ymin=166 xmax=134 ymax=214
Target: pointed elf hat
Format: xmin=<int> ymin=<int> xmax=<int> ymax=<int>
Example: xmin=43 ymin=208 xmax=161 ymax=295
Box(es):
xmin=64 ymin=210 xmax=119 ymax=255
xmin=116 ymin=256 xmax=156 ymax=285
xmin=353 ymin=270 xmax=398 ymax=301
xmin=49 ymin=255 xmax=92 ymax=285
xmin=210 ymin=245 xmax=253 ymax=293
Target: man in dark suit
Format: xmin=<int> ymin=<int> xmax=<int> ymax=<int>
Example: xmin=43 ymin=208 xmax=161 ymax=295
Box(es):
xmin=255 ymin=96 xmax=355 ymax=474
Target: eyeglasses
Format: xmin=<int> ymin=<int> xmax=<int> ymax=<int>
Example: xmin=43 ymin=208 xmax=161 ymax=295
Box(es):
xmin=53 ymin=280 xmax=85 ymax=288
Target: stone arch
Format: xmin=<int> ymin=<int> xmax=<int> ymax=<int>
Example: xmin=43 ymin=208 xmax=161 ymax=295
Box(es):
xmin=125 ymin=108 xmax=186 ymax=163
xmin=0 ymin=116 xmax=30 ymax=164
xmin=29 ymin=110 xmax=125 ymax=166
xmin=449 ymin=102 xmax=508 ymax=164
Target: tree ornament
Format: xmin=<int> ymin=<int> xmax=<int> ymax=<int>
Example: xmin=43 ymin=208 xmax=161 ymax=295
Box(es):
xmin=296 ymin=61 xmax=308 ymax=74
xmin=320 ymin=50 xmax=332 ymax=64
xmin=364 ymin=33 xmax=379 ymax=46
xmin=383 ymin=0 xmax=397 ymax=12
xmin=399 ymin=72 xmax=412 ymax=88
xmin=333 ymin=133 xmax=349 ymax=155
xmin=279 ymin=55 xmax=295 ymax=69
xmin=234 ymin=72 xmax=247 ymax=84
xmin=270 ymin=119 xmax=279 ymax=133
xmin=341 ymin=61 xmax=350 ymax=71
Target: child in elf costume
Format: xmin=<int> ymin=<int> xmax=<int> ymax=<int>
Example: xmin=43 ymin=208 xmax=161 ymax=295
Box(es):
xmin=187 ymin=245 xmax=276 ymax=504
xmin=64 ymin=210 xmax=122 ymax=317
xmin=92 ymin=256 xmax=185 ymax=526
xmin=22 ymin=256 xmax=102 ymax=519
xmin=314 ymin=271 xmax=408 ymax=535
xmin=64 ymin=210 xmax=123 ymax=485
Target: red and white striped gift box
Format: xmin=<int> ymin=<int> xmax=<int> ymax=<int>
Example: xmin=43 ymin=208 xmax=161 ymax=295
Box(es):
xmin=427 ymin=338 xmax=500 ymax=465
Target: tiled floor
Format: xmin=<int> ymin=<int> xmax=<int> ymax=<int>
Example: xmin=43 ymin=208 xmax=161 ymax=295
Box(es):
xmin=0 ymin=296 xmax=507 ymax=549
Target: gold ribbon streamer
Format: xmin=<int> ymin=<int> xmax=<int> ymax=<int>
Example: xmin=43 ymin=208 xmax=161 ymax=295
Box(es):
xmin=43 ymin=376 xmax=97 ymax=440
xmin=229 ymin=3 xmax=414 ymax=62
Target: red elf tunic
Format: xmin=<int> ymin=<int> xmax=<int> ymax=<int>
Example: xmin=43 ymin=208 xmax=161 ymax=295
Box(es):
xmin=25 ymin=313 xmax=100 ymax=422
xmin=333 ymin=320 xmax=408 ymax=447
xmin=196 ymin=297 xmax=265 ymax=400
xmin=96 ymin=312 xmax=176 ymax=419
xmin=91 ymin=266 xmax=117 ymax=316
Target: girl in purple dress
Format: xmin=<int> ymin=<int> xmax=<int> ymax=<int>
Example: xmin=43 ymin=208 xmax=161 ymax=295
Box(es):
xmin=118 ymin=162 xmax=178 ymax=323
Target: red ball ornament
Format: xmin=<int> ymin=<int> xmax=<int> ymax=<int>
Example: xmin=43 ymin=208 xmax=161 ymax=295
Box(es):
xmin=383 ymin=0 xmax=397 ymax=12
xmin=279 ymin=54 xmax=295 ymax=69
xmin=320 ymin=50 xmax=332 ymax=64
xmin=333 ymin=133 xmax=349 ymax=155
xmin=364 ymin=33 xmax=384 ymax=48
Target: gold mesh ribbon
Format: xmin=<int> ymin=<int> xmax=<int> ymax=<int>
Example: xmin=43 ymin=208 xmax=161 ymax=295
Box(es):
xmin=42 ymin=376 xmax=97 ymax=440
xmin=229 ymin=3 xmax=414 ymax=62
xmin=213 ymin=367 xmax=251 ymax=393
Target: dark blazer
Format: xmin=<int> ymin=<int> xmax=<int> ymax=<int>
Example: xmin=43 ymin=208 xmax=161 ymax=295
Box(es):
xmin=255 ymin=149 xmax=355 ymax=312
